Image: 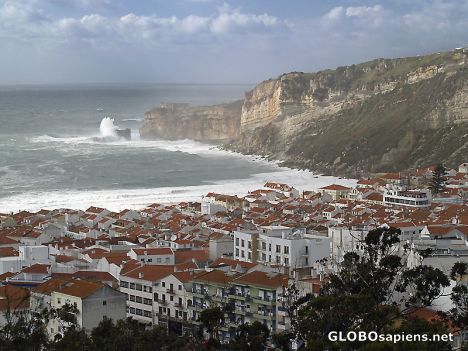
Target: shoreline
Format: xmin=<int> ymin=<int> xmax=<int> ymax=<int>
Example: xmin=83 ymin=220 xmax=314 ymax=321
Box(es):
xmin=0 ymin=137 xmax=357 ymax=213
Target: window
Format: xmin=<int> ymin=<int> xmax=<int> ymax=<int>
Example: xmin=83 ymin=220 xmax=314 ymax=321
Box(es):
xmin=148 ymin=258 xmax=152 ymax=262
xmin=284 ymin=257 xmax=289 ymax=266
xmin=236 ymin=248 xmax=239 ymax=256
xmin=241 ymin=239 xmax=245 ymax=247
xmin=136 ymin=308 xmax=142 ymax=316
xmin=268 ymin=243 xmax=271 ymax=251
xmin=162 ymin=282 xmax=166 ymax=287
xmin=130 ymin=295 xmax=135 ymax=302
xmin=102 ymin=300 xmax=107 ymax=306
xmin=284 ymin=246 xmax=289 ymax=254
xmin=120 ymin=280 xmax=129 ymax=288
xmin=248 ymin=241 xmax=251 ymax=249
xmin=305 ymin=246 xmax=309 ymax=254
xmin=136 ymin=296 xmax=142 ymax=303
xmin=144 ymin=298 xmax=152 ymax=305
xmin=51 ymin=328 xmax=54 ymax=333
xmin=57 ymin=298 xmax=61 ymax=304
xmin=178 ymin=285 xmax=182 ymax=291
xmin=170 ymin=283 xmax=174 ymax=291
xmin=130 ymin=307 xmax=135 ymax=314
xmin=154 ymin=293 xmax=159 ymax=301
xmin=262 ymin=242 xmax=266 ymax=250
xmin=130 ymin=282 xmax=135 ymax=289
xmin=262 ymin=253 xmax=266 ymax=261
xmin=178 ymin=297 xmax=182 ymax=306
xmin=143 ymin=310 xmax=152 ymax=318
xmin=248 ymin=252 xmax=251 ymax=260
xmin=241 ymin=250 xmax=245 ymax=258
xmin=276 ymin=245 xmax=281 ymax=253
xmin=276 ymin=256 xmax=280 ymax=264
xmin=136 ymin=284 xmax=142 ymax=291
xmin=235 ymin=238 xmax=239 ymax=246
xmin=170 ymin=295 xmax=174 ymax=301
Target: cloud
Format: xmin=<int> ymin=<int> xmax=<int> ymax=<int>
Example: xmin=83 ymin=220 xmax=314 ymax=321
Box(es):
xmin=0 ymin=1 xmax=466 ymax=84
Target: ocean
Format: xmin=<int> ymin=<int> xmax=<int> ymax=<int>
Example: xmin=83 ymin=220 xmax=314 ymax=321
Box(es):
xmin=0 ymin=84 xmax=356 ymax=212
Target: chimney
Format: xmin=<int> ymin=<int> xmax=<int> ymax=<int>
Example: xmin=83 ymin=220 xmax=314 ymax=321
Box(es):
xmin=139 ymin=272 xmax=144 ymax=279
xmin=144 ymin=250 xmax=147 ymax=255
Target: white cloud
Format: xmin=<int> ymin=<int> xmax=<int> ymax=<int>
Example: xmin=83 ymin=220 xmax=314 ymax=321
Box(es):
xmin=345 ymin=5 xmax=384 ymax=18
xmin=324 ymin=6 xmax=344 ymax=21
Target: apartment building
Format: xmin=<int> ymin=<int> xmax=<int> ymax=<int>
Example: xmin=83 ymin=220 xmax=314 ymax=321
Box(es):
xmin=153 ymin=271 xmax=193 ymax=335
xmin=383 ymin=187 xmax=431 ymax=208
xmin=119 ymin=265 xmax=174 ymax=325
xmin=234 ymin=226 xmax=331 ymax=270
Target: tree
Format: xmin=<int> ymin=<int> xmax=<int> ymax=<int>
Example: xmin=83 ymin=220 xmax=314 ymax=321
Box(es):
xmin=429 ymin=164 xmax=447 ymax=195
xmin=228 ymin=321 xmax=270 ymax=351
xmin=199 ymin=306 xmax=225 ymax=348
xmin=293 ymin=227 xmax=453 ymax=350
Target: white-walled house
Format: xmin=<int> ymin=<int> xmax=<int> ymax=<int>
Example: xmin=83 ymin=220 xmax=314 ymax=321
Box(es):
xmin=49 ymin=279 xmax=126 ymax=337
xmin=127 ymin=248 xmax=175 ymax=265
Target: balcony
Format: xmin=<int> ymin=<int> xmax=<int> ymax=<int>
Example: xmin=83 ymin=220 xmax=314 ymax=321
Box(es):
xmin=253 ymin=296 xmax=276 ymax=305
xmin=191 ymin=288 xmax=209 ymax=298
xmin=157 ymin=299 xmax=167 ymax=305
xmin=255 ymin=311 xmax=276 ymax=320
xmin=277 ymin=306 xmax=288 ymax=316
xmin=166 ymin=288 xmax=175 ymax=294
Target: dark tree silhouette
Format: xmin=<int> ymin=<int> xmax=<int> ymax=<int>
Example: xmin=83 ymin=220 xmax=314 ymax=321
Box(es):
xmin=429 ymin=164 xmax=447 ymax=195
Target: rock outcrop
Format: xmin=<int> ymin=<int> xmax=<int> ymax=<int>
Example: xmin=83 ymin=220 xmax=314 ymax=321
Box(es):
xmin=140 ymin=48 xmax=468 ymax=176
xmin=140 ymin=101 xmax=242 ymax=142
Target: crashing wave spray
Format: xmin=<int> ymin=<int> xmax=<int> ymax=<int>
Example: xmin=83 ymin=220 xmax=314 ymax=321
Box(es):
xmin=99 ymin=117 xmax=118 ymax=138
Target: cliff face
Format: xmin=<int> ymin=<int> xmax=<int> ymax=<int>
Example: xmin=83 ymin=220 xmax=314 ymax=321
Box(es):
xmin=140 ymin=48 xmax=467 ymax=176
xmin=139 ymin=101 xmax=242 ymax=142
xmin=230 ymin=48 xmax=468 ymax=176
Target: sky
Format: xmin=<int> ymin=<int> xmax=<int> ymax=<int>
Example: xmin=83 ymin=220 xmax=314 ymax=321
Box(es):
xmin=0 ymin=0 xmax=467 ymax=84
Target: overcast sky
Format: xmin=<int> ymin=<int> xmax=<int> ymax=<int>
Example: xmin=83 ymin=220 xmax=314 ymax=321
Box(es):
xmin=0 ymin=0 xmax=467 ymax=84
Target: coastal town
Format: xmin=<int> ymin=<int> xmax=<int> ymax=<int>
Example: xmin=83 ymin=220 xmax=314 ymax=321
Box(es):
xmin=0 ymin=163 xmax=467 ymax=348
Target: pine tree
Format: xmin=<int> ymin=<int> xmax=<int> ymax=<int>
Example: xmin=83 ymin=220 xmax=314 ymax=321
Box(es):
xmin=429 ymin=164 xmax=447 ymax=195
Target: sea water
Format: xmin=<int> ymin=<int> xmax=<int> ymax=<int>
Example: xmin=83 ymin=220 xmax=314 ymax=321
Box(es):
xmin=0 ymin=83 xmax=356 ymax=212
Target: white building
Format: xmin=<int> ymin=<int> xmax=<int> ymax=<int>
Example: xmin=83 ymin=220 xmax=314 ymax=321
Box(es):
xmin=234 ymin=226 xmax=331 ymax=269
xmin=383 ymin=187 xmax=431 ymax=208
xmin=153 ymin=272 xmax=193 ymax=335
xmin=119 ymin=265 xmax=174 ymax=325
xmin=127 ymin=247 xmax=175 ymax=265
xmin=48 ymin=279 xmax=126 ymax=337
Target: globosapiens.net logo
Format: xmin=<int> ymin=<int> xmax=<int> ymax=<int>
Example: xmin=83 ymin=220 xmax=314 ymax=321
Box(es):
xmin=328 ymin=331 xmax=454 ymax=343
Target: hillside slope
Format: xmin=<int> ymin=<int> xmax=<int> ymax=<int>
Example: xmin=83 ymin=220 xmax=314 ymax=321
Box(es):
xmin=228 ymin=48 xmax=467 ymax=176
xmin=140 ymin=48 xmax=467 ymax=176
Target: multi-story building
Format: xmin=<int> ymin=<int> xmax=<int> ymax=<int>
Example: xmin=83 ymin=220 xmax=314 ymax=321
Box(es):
xmin=230 ymin=271 xmax=289 ymax=332
xmin=234 ymin=226 xmax=331 ymax=271
xmin=153 ymin=271 xmax=193 ymax=335
xmin=383 ymin=187 xmax=431 ymax=208
xmin=119 ymin=265 xmax=174 ymax=325
xmin=319 ymin=184 xmax=352 ymax=201
xmin=48 ymin=279 xmax=126 ymax=338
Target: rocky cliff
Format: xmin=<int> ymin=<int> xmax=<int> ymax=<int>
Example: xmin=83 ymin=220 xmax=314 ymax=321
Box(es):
xmin=140 ymin=48 xmax=467 ymax=176
xmin=140 ymin=101 xmax=242 ymax=142
xmin=231 ymin=48 xmax=467 ymax=176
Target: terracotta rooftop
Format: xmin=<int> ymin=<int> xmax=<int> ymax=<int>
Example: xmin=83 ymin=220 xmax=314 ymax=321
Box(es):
xmin=233 ymin=271 xmax=288 ymax=289
xmin=34 ymin=278 xmax=68 ymax=295
xmin=320 ymin=184 xmax=351 ymax=191
xmin=175 ymin=249 xmax=208 ymax=264
xmin=121 ymin=264 xmax=174 ymax=282
xmin=54 ymin=279 xmax=103 ymax=298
